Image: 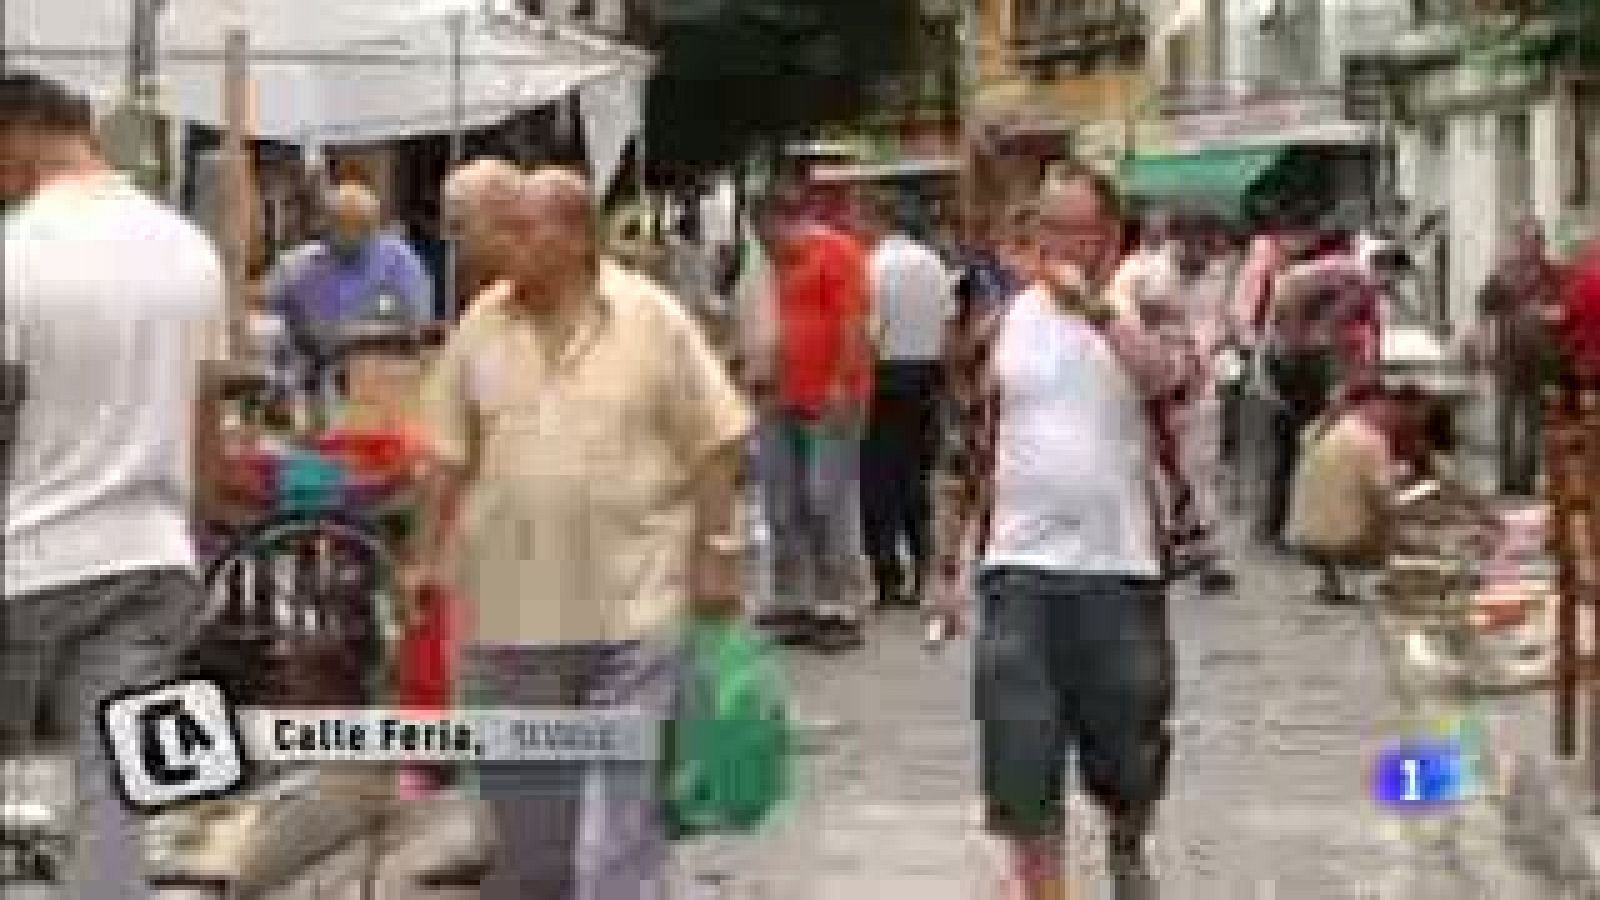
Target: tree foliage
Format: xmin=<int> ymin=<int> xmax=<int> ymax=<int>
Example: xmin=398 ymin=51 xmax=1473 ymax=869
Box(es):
xmin=639 ymin=0 xmax=925 ymax=178
xmin=1496 ymin=0 xmax=1600 ymax=71
xmin=1552 ymin=0 xmax=1600 ymax=68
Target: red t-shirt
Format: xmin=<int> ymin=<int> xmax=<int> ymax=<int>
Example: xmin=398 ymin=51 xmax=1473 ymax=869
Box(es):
xmin=1565 ymin=250 xmax=1600 ymax=383
xmin=776 ymin=227 xmax=873 ymax=417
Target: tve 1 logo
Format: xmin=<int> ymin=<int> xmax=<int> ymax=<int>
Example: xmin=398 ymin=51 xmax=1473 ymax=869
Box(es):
xmin=98 ymin=679 xmax=245 ymax=813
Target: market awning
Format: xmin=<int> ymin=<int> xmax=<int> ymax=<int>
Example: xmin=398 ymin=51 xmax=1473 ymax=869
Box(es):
xmin=7 ymin=0 xmax=652 ymax=145
xmin=1119 ymin=147 xmax=1289 ymax=221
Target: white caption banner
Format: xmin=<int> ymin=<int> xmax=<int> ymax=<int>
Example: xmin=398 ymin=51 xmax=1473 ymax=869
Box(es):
xmin=237 ymin=707 xmax=660 ymax=762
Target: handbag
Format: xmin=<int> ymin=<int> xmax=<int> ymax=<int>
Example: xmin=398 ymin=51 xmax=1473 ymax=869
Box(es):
xmin=663 ymin=615 xmax=792 ymax=839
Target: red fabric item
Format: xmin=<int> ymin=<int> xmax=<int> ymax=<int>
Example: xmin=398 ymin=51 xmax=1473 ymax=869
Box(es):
xmin=316 ymin=427 xmax=428 ymax=481
xmin=1565 ymin=247 xmax=1600 ymax=385
xmin=397 ymin=584 xmax=458 ymax=711
xmin=775 ymin=227 xmax=873 ymax=417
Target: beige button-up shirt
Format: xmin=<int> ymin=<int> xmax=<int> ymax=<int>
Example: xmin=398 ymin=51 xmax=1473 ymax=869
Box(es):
xmin=418 ymin=261 xmax=754 ymax=644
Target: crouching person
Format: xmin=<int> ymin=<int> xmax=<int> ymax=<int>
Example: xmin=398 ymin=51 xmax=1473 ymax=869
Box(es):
xmin=1286 ymin=380 xmax=1399 ymax=606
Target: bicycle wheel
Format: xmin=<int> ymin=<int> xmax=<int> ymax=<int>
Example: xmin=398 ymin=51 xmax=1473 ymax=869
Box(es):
xmin=195 ymin=511 xmax=401 ymax=708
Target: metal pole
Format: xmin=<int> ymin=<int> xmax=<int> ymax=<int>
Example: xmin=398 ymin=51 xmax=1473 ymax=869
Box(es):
xmin=444 ymin=12 xmax=466 ymax=322
xmin=129 ymin=0 xmax=168 ymax=192
xmin=129 ymin=0 xmax=154 ymax=99
xmin=223 ymin=29 xmax=253 ymax=358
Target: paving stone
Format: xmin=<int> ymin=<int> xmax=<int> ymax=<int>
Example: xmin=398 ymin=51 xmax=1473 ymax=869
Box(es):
xmin=684 ymin=531 xmax=1555 ymax=899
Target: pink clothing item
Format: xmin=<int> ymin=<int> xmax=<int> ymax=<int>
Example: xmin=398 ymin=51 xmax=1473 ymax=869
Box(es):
xmin=1231 ymin=235 xmax=1286 ymax=345
xmin=1271 ymin=254 xmax=1382 ymax=371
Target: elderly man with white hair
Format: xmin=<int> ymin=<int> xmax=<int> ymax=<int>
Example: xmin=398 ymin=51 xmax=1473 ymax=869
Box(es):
xmin=411 ymin=165 xmax=753 ymax=899
xmin=440 ymin=157 xmax=525 ymax=305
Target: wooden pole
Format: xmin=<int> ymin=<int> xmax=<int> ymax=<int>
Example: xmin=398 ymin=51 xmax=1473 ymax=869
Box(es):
xmin=1583 ymin=390 xmax=1600 ymax=795
xmin=1550 ymin=385 xmax=1582 ymax=759
xmin=222 ymin=28 xmax=254 ymax=358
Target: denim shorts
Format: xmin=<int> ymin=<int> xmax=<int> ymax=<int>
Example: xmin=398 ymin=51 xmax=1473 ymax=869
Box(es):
xmin=974 ymin=567 xmax=1176 ymax=838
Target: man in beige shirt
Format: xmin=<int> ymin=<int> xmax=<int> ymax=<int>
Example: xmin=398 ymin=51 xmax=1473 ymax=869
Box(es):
xmin=410 ymin=166 xmax=753 ymax=899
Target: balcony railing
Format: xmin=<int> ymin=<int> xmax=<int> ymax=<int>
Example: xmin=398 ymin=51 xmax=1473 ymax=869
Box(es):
xmin=1009 ymin=0 xmax=1146 ymax=69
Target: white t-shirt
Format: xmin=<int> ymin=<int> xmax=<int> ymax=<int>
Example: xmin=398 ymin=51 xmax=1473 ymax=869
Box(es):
xmin=870 ymin=233 xmax=954 ymax=362
xmin=3 ymin=175 xmax=228 ymax=597
xmin=732 ymin=229 xmax=779 ymax=382
xmin=983 ymin=287 xmax=1163 ymax=578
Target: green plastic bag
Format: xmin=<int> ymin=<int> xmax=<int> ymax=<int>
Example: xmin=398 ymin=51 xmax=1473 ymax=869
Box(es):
xmin=664 ymin=615 xmax=791 ymax=839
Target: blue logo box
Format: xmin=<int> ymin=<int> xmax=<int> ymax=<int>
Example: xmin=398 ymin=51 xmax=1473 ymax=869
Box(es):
xmin=1372 ymin=738 xmax=1467 ymax=810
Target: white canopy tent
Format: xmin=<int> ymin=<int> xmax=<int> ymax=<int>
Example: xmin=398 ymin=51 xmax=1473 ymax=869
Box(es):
xmin=6 ymin=0 xmax=651 ymax=149
xmin=8 ymin=0 xmax=653 ymax=322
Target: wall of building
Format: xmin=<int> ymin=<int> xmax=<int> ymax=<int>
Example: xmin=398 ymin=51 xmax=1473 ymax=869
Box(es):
xmin=973 ymin=0 xmax=1157 ymax=167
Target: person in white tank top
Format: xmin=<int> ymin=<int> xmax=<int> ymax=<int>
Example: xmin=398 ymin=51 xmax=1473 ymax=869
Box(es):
xmin=932 ymin=169 xmax=1183 ymax=900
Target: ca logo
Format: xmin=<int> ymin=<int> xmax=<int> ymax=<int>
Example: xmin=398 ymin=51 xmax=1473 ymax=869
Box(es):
xmin=98 ymin=679 xmax=245 ymax=813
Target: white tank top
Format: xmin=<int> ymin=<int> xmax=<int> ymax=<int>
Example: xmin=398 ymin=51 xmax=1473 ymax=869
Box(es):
xmin=982 ymin=287 xmax=1163 ymax=578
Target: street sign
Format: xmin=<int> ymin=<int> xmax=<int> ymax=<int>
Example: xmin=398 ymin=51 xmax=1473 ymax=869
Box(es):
xmin=1343 ymin=55 xmax=1391 ymax=122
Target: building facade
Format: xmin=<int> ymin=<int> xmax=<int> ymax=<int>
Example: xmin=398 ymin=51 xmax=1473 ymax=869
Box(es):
xmin=972 ymin=0 xmax=1154 ymax=170
xmin=1381 ymin=0 xmax=1600 ymax=338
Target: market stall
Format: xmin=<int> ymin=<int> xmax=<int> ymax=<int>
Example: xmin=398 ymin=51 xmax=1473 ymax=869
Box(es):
xmin=8 ymin=0 xmax=653 ymax=320
xmin=5 ymin=4 xmax=654 ymax=887
xmin=7 ymin=0 xmax=650 ymax=145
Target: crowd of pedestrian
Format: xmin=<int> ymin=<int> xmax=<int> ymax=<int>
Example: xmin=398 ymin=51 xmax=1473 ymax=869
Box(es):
xmin=15 ymin=60 xmax=1600 ymax=900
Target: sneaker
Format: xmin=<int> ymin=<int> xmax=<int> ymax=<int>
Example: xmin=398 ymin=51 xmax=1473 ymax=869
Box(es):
xmin=1196 ymin=567 xmax=1235 ymax=594
xmin=809 ymin=615 xmax=864 ymax=654
xmin=1108 ymin=835 xmax=1158 ymax=900
xmin=754 ymin=609 xmax=814 ymax=646
xmin=1312 ymin=585 xmax=1361 ymax=608
xmin=873 ymin=580 xmax=905 ymax=611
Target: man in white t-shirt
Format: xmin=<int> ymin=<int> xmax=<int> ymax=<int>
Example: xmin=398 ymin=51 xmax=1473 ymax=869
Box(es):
xmin=933 ymin=169 xmax=1181 ymax=900
xmin=858 ymin=192 xmax=955 ymax=608
xmin=1 ymin=71 xmax=229 ymax=899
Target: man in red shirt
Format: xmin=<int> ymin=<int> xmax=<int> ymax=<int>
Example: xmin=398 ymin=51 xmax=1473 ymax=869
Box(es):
xmin=751 ymin=186 xmax=874 ymax=652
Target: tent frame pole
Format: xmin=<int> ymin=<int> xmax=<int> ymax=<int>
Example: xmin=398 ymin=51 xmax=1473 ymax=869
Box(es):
xmin=223 ymin=28 xmax=253 ymax=357
xmin=444 ymin=11 xmax=466 ymax=322
xmin=16 ymin=45 xmax=635 ymax=66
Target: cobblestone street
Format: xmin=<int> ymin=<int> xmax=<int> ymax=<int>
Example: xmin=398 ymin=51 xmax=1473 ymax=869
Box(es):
xmin=676 ymin=534 xmax=1555 ymax=899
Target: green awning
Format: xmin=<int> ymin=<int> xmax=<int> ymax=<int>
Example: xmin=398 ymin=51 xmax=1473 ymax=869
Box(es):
xmin=1119 ymin=147 xmax=1289 ymax=221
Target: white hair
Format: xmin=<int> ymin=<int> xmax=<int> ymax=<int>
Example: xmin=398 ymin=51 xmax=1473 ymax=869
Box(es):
xmin=441 ymin=157 xmax=523 ymax=222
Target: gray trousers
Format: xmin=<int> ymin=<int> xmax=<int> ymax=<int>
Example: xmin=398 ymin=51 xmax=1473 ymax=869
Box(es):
xmin=459 ymin=640 xmax=677 ymax=900
xmin=757 ymin=411 xmax=866 ymax=617
xmin=1496 ymin=382 xmax=1542 ymax=497
xmin=2 ymin=567 xmax=204 ymax=900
